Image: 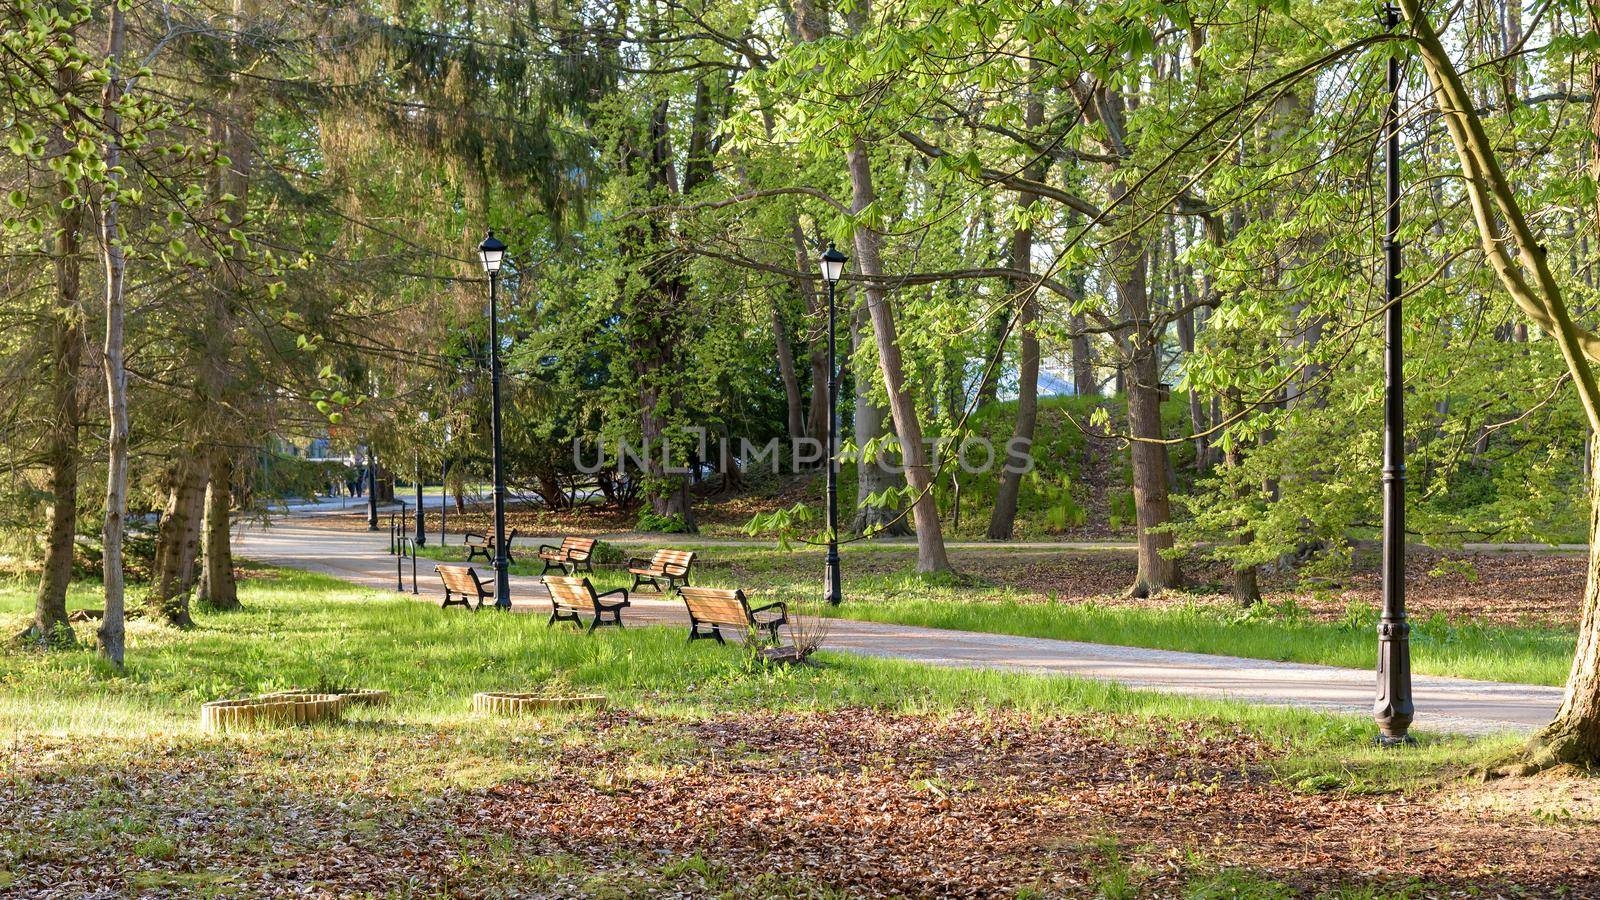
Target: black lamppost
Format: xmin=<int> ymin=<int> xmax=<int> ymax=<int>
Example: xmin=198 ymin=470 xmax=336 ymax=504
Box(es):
xmin=414 ymin=451 xmax=426 ymax=547
xmin=820 ymin=242 xmax=848 ymax=606
xmin=1374 ymin=2 xmax=1414 ymax=745
xmin=366 ymin=445 xmax=378 ymax=531
xmin=478 ymin=231 xmax=512 ymax=610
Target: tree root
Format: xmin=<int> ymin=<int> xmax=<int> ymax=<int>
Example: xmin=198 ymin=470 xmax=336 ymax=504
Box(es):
xmin=11 ymin=621 xmax=78 ymax=649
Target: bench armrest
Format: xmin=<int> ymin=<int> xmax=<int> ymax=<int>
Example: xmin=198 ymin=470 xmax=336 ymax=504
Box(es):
xmin=463 ymin=531 xmax=487 ymax=542
xmin=537 ymin=543 xmax=561 ymax=553
xmin=749 ymin=600 xmax=788 ymax=618
xmin=595 ymin=587 xmax=629 ymax=607
xmin=625 ymin=556 xmax=650 ymax=568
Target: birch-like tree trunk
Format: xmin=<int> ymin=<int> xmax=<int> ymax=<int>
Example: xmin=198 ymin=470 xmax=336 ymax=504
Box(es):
xmin=98 ymin=0 xmax=129 ymax=665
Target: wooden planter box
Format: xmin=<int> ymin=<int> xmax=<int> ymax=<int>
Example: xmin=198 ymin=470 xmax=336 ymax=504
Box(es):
xmin=261 ymin=688 xmax=390 ymax=708
xmin=202 ymin=693 xmax=348 ymax=733
xmin=200 ymin=698 xmax=297 ymax=733
xmin=472 ymin=692 xmax=607 ymax=717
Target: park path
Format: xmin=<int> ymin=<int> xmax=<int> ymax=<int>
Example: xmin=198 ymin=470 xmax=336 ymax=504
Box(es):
xmin=233 ymin=521 xmax=1565 ymax=737
xmin=262 ymin=495 xmax=1592 ymax=553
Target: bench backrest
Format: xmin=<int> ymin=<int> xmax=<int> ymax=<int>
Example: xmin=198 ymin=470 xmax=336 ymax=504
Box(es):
xmin=679 ymin=586 xmax=750 ymax=629
xmin=650 ymin=549 xmax=695 ymax=574
xmin=543 ymin=575 xmax=595 ymax=610
xmin=437 ymin=564 xmax=486 ymax=595
xmin=562 ymin=537 xmax=596 ymax=559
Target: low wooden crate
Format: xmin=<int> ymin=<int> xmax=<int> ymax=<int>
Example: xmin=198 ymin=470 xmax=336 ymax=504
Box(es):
xmin=472 ymin=692 xmax=607 ymax=717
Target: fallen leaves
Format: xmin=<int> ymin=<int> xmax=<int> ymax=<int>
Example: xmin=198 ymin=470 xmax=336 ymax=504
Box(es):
xmin=5 ymin=710 xmax=1599 ymax=897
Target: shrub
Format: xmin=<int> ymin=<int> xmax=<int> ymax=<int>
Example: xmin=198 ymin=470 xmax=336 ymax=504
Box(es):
xmin=589 ymin=539 xmax=625 ymax=565
xmin=635 ymin=511 xmax=693 ymax=534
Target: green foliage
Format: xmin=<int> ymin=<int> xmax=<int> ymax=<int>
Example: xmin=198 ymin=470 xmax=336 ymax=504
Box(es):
xmin=635 ymin=511 xmax=693 ymax=534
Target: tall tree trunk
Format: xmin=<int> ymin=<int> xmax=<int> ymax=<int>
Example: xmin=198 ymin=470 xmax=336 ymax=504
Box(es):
xmin=848 ymin=138 xmax=950 ymax=573
xmin=151 ymin=456 xmax=205 ymax=628
xmin=1399 ymin=0 xmax=1600 ymax=764
xmin=973 ymin=312 xmax=1006 ymax=407
xmin=987 ymin=294 xmax=1037 ymax=540
xmin=798 ymin=220 xmax=831 ymax=448
xmin=772 ymin=299 xmax=806 ymax=442
xmin=194 ymin=0 xmax=257 ymax=609
xmin=1532 ymin=432 xmax=1600 ymax=764
xmin=1224 ymin=388 xmax=1260 ymax=606
xmin=31 ymin=93 xmax=85 ymax=646
xmin=1119 ymin=252 xmax=1181 ymax=596
xmin=1177 ymin=297 xmax=1209 ymax=470
xmin=1527 ymin=4 xmax=1600 ymax=765
xmin=850 ymin=299 xmax=909 ymax=536
xmin=199 ymin=449 xmax=240 ymax=611
xmin=1071 ymin=312 xmax=1096 ymax=395
xmin=98 ymin=0 xmax=128 ymax=666
xmin=988 ymin=89 xmax=1044 ymax=541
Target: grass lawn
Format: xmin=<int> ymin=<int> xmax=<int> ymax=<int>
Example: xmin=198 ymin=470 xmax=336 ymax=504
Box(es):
xmin=418 ymin=540 xmax=1577 ymax=686
xmin=820 ymin=594 xmax=1576 ymax=687
xmin=7 ymin=570 xmax=1597 ymax=895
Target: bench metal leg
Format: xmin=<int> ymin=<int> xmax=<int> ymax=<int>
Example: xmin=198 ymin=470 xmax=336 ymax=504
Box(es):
xmin=687 ymin=622 xmax=724 ymax=644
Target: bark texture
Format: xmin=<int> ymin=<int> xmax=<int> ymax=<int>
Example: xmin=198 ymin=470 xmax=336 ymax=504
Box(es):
xmin=1400 ymin=0 xmax=1600 ymax=764
xmin=199 ymin=449 xmax=240 ymax=611
xmin=987 ymin=91 xmax=1044 ymax=541
xmin=848 ymin=137 xmax=950 ymax=573
xmin=31 ymin=98 xmax=84 ymax=646
xmin=98 ymin=0 xmax=129 ymax=666
xmin=151 ymin=455 xmax=206 ymax=628
xmin=850 ymin=302 xmax=910 ymax=537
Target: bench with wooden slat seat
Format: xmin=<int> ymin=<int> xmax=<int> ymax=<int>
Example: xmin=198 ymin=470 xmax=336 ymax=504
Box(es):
xmin=465 ymin=528 xmax=520 ymax=564
xmin=542 ymin=575 xmax=629 ymax=632
xmin=538 ymin=536 xmax=597 ymax=575
xmin=436 ymin=564 xmax=494 ymax=611
xmin=627 ymin=548 xmax=696 ymax=593
xmin=678 ymin=586 xmax=788 ymax=645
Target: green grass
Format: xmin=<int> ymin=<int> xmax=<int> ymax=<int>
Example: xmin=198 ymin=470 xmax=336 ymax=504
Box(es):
xmin=821 ymin=592 xmax=1575 ymax=687
xmin=408 ymin=540 xmax=1576 ymax=686
xmin=0 ymin=570 xmax=1507 ymax=791
xmin=0 ymin=571 xmax=1537 ymax=895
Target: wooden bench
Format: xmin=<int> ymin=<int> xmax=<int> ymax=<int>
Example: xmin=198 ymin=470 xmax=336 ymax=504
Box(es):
xmin=538 ymin=536 xmax=596 ymax=575
xmin=627 ymin=548 xmax=696 ymax=592
xmin=436 ymin=564 xmax=494 ymax=611
xmin=542 ymin=575 xmax=629 ymax=632
xmin=678 ymin=586 xmax=787 ymax=644
xmin=465 ymin=528 xmax=520 ymax=564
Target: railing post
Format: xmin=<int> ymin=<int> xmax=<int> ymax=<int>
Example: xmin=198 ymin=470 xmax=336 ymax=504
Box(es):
xmin=396 ymin=538 xmax=404 ymax=591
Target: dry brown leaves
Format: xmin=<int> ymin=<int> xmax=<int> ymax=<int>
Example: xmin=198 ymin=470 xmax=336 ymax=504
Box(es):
xmin=472 ymin=710 xmax=1600 ymax=897
xmin=4 ymin=710 xmax=1598 ymax=896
